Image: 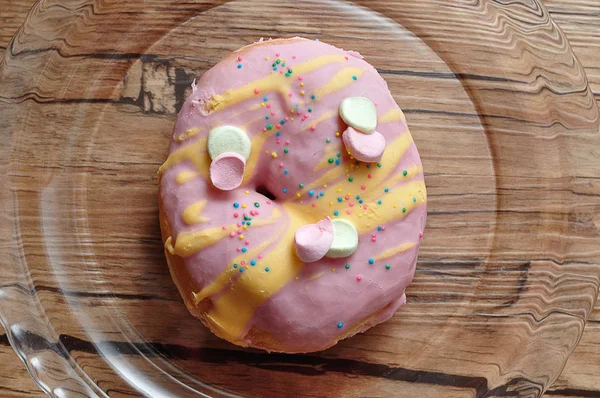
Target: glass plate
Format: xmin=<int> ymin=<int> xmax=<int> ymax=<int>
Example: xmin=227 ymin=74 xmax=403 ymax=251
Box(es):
xmin=1 ymin=0 xmax=599 ymax=397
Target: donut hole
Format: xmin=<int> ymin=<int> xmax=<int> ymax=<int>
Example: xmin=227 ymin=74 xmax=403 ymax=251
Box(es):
xmin=256 ymin=185 xmax=277 ymax=201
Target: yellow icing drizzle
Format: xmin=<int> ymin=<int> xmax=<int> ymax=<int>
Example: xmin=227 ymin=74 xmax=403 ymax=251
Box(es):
xmin=192 ymin=223 xmax=286 ymax=305
xmin=207 ymin=55 xmax=346 ymax=113
xmin=182 ymin=200 xmax=210 ymax=225
xmin=164 ymin=236 xmax=175 ymax=255
xmin=204 ymin=210 xmax=304 ymax=341
xmin=312 ymin=67 xmax=367 ymax=99
xmin=176 ymin=127 xmax=203 ymax=142
xmin=378 ymin=108 xmax=405 ymax=124
xmin=176 ymin=171 xmax=199 ymax=185
xmin=173 ymin=208 xmax=282 ymax=257
xmin=158 ymin=138 xmax=209 ymax=178
xmin=373 ymin=242 xmax=415 ymax=261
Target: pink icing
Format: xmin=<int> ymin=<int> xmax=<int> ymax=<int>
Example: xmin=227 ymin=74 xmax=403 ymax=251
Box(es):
xmin=342 ymin=126 xmax=386 ymax=163
xmin=294 ymin=217 xmax=334 ymax=263
xmin=159 ymin=37 xmax=427 ymax=352
xmin=209 ymin=151 xmax=246 ymax=190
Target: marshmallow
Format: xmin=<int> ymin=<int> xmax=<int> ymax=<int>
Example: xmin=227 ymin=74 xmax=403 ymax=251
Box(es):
xmin=342 ymin=127 xmax=386 ymax=163
xmin=339 ymin=97 xmax=377 ymax=133
xmin=209 ymin=152 xmax=246 ymax=191
xmin=326 ymin=219 xmax=359 ymax=258
xmin=294 ymin=217 xmax=334 ymax=263
xmin=208 ymin=125 xmax=251 ymax=160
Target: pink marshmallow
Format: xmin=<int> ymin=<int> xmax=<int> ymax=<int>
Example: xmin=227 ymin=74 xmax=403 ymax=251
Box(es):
xmin=294 ymin=217 xmax=334 ymax=263
xmin=209 ymin=152 xmax=246 ymax=191
xmin=342 ymin=126 xmax=386 ymax=163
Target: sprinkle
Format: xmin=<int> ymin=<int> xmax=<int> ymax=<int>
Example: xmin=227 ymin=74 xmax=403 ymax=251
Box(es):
xmin=419 ymin=231 xmax=424 ymax=238
xmin=282 ymin=188 xmax=288 ymax=193
xmin=403 ymin=170 xmax=408 ymax=176
xmin=345 ymin=264 xmax=350 ymax=269
xmin=377 ymin=200 xmax=382 ymax=205
xmin=385 ymin=264 xmax=391 ymax=270
xmin=284 ymin=148 xmax=289 ymax=153
xmin=361 ymin=185 xmax=366 ymax=190
xmin=352 ymin=75 xmax=357 ymax=80
xmin=335 ymin=132 xmax=340 ymax=137
xmin=263 ymin=97 xmax=268 ymax=101
xmin=241 ymin=247 xmax=247 ymax=253
xmin=276 ymin=59 xmax=281 ymax=64
xmin=413 ymin=197 xmax=417 ymax=202
xmin=299 ymin=183 xmax=304 ymax=188
xmin=242 ymin=225 xmax=247 ymax=230
xmin=245 ymin=190 xmax=250 ymax=194
xmin=311 ymin=126 xmax=316 ymax=131
xmin=348 ymin=177 xmax=353 ymax=182
xmin=288 ymin=92 xmax=292 ymax=98
xmin=265 ymin=116 xmax=270 ymax=120
xmin=233 ymin=202 xmax=240 ymax=208
xmin=271 ymin=152 xmax=277 ymax=158
xmin=240 ymin=268 xmax=245 ymax=273
xmin=334 ymin=211 xmax=339 ymax=216
xmin=328 ymin=158 xmax=334 ymax=164
xmin=229 ymin=232 xmax=236 ymax=237
xmin=377 ymin=226 xmax=382 ymax=231
xmin=337 ymin=197 xmax=343 ymax=202
xmin=250 ymin=259 xmax=256 ymax=266
xmin=326 ymin=138 xmax=331 ymax=143
xmin=233 ymin=263 xmax=238 ymax=268
xmin=254 ymin=88 xmax=259 ymax=94
xmin=284 ymin=169 xmax=289 ymax=175
xmin=308 ymin=108 xmax=313 ymax=113
xmin=312 ymin=203 xmax=316 ymax=207
xmin=368 ymin=258 xmax=375 ymax=264
xmin=402 ymin=208 xmax=407 ymax=213
xmin=245 ymin=240 xmax=250 ymax=245
xmin=254 ymin=202 xmax=260 ymax=208
xmin=331 ymin=268 xmax=335 ymax=272
xmin=237 ymin=56 xmax=243 ymax=61
xmin=308 ymin=190 xmax=315 ymax=196
xmin=258 ymin=254 xmax=263 ymax=259
xmin=239 ymin=235 xmax=244 ymax=240
xmin=335 ymin=159 xmax=340 ymax=165
xmin=297 ymin=193 xmax=301 ymax=198
xmin=377 ymin=163 xmax=382 ymax=168
xmin=371 ymin=237 xmax=376 ymax=242
xmin=311 ymin=94 xmax=316 ymax=100
xmin=300 ymin=82 xmax=304 ymax=87
xmin=346 ymin=209 xmax=352 ymax=215
xmin=237 ymin=63 xmax=243 ymax=68
xmin=265 ymin=267 xmax=270 ymax=272
xmin=279 ymin=162 xmax=284 ymax=167
xmin=288 ymin=69 xmax=293 ymax=74
xmin=337 ymin=322 xmax=344 ymax=328
xmin=319 ymin=192 xmax=324 ymax=197
xmin=242 ymin=204 xmax=247 ymax=208
xmin=356 ymin=276 xmax=362 ymax=281
xmin=266 ymin=124 xmax=273 ymax=130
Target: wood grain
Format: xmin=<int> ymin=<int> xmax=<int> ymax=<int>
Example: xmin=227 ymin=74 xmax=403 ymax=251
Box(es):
xmin=0 ymin=0 xmax=599 ymax=397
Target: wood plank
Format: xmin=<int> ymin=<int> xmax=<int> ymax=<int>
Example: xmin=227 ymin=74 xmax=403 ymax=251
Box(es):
xmin=0 ymin=0 xmax=599 ymax=397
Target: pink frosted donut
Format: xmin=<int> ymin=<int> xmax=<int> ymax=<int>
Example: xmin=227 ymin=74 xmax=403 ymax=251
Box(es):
xmin=158 ymin=37 xmax=427 ymax=353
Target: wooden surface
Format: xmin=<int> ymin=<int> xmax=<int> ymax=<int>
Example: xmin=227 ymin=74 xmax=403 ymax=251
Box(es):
xmin=0 ymin=0 xmax=599 ymax=397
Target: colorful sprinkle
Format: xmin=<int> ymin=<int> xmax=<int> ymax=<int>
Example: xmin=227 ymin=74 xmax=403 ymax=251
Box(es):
xmin=413 ymin=197 xmax=417 ymax=202
xmin=385 ymin=264 xmax=391 ymax=270
xmin=402 ymin=208 xmax=407 ymax=213
xmin=337 ymin=322 xmax=344 ymax=328
xmin=377 ymin=163 xmax=382 ymax=168
xmin=266 ymin=124 xmax=273 ymax=130
xmin=377 ymin=200 xmax=382 ymax=205
xmin=356 ymin=275 xmax=362 ymax=281
xmin=233 ymin=264 xmax=238 ymax=268
xmin=311 ymin=94 xmax=316 ymax=100
xmin=328 ymin=158 xmax=334 ymax=164
xmin=265 ymin=267 xmax=270 ymax=272
xmin=250 ymin=259 xmax=257 ymax=266
xmin=284 ymin=148 xmax=289 ymax=153
xmin=348 ymin=177 xmax=353 ymax=182
xmin=254 ymin=88 xmax=259 ymax=94
xmin=254 ymin=202 xmax=260 ymax=208
xmin=240 ymin=268 xmax=245 ymax=273
xmin=334 ymin=211 xmax=339 ymax=216
xmin=237 ymin=63 xmax=243 ymax=69
xmin=352 ymin=75 xmax=357 ymax=80
xmin=233 ymin=202 xmax=240 ymax=208
xmin=308 ymin=190 xmax=315 ymax=196
xmin=241 ymin=247 xmax=248 ymax=253
xmin=403 ymin=170 xmax=408 ymax=176
xmin=368 ymin=258 xmax=375 ymax=264
xmin=384 ymin=188 xmax=389 ymax=193
xmin=284 ymin=169 xmax=289 ymax=175
xmin=299 ymin=183 xmax=304 ymax=188
xmin=345 ymin=264 xmax=350 ymax=269
xmin=282 ymin=188 xmax=287 ymax=193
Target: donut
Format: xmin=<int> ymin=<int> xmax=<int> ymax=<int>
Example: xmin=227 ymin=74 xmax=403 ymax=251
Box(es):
xmin=158 ymin=37 xmax=427 ymax=353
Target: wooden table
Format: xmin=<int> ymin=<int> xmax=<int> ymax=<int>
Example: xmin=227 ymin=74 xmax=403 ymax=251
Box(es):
xmin=0 ymin=0 xmax=598 ymax=396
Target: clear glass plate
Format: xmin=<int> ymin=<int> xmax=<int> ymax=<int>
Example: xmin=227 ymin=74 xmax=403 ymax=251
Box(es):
xmin=1 ymin=0 xmax=599 ymax=397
